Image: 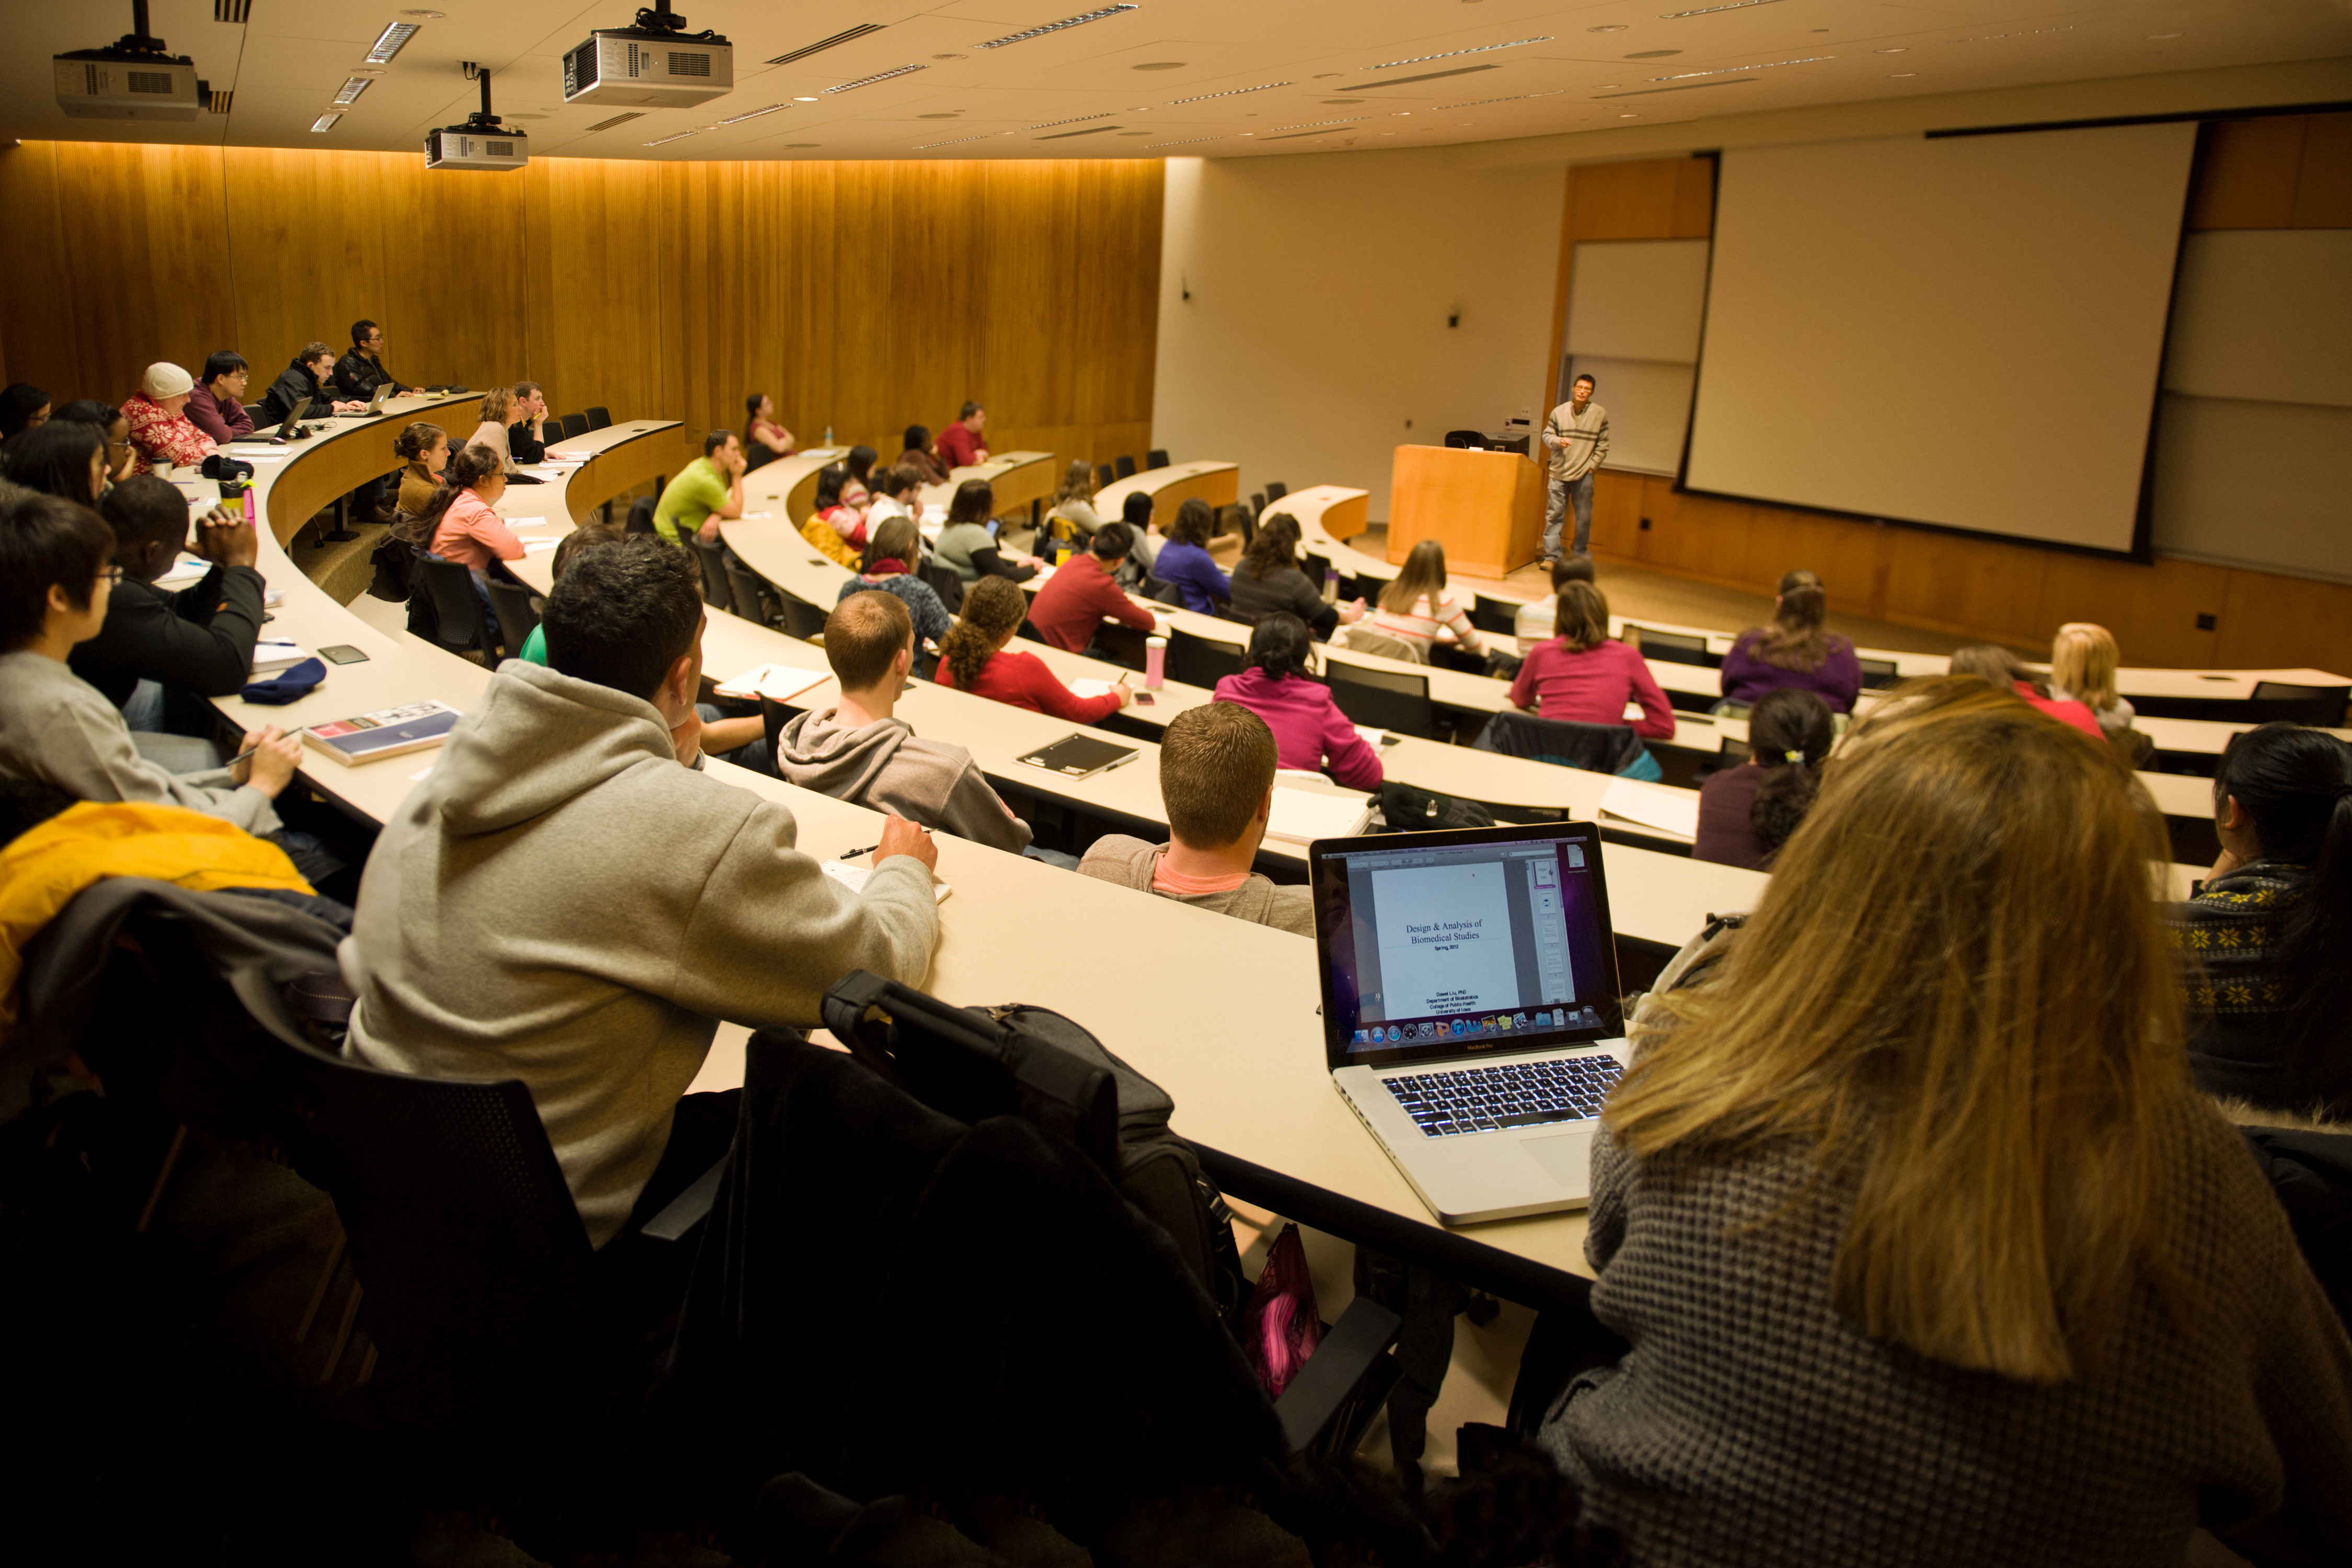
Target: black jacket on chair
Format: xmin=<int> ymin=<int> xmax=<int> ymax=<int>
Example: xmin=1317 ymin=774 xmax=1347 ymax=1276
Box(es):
xmin=1472 ymin=710 xmax=1646 ymax=776
xmin=67 ymin=562 xmax=267 ymax=708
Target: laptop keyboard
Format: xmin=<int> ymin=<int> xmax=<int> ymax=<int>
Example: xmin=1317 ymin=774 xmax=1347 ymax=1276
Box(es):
xmin=1383 ymin=1055 xmax=1624 ymax=1137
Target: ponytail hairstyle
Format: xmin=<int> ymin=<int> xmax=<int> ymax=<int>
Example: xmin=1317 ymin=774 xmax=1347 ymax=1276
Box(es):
xmin=1753 ymin=568 xmax=1832 ymax=672
xmin=2051 ymin=621 xmax=2120 ymax=711
xmin=1243 ymin=512 xmax=1301 ymax=581
xmin=946 ymin=478 xmax=996 ymax=529
xmin=1746 ymin=686 xmax=1837 ymax=855
xmin=813 ymin=463 xmax=848 ymax=512
xmin=1552 ymin=580 xmax=1610 ymax=654
xmin=1246 ymin=611 xmax=1317 ymax=683
xmin=940 ymin=575 xmax=1027 ymax=690
xmin=395 ymin=420 xmax=445 ymax=466
xmin=2212 ymin=722 xmax=2352 ymax=1074
xmin=415 ymin=443 xmax=504 ymax=538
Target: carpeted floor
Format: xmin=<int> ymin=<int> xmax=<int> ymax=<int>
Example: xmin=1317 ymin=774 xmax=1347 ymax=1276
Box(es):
xmin=1357 ymin=525 xmax=1981 ymax=659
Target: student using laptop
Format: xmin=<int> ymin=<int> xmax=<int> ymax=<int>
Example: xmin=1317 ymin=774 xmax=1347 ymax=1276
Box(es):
xmin=771 ymin=590 xmax=1035 ymax=857
xmin=1079 ymin=703 xmax=1313 ymax=936
xmin=1540 ymin=679 xmax=2352 ymax=1564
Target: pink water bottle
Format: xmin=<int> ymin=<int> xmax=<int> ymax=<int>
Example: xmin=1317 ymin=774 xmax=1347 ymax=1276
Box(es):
xmin=1145 ymin=635 xmax=1167 ymax=689
xmin=244 ymin=482 xmax=259 ymax=537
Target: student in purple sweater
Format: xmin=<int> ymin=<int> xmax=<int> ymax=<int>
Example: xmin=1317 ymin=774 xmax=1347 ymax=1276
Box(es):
xmin=1718 ymin=568 xmax=1863 ymax=713
xmin=1210 ymin=613 xmax=1383 ymax=790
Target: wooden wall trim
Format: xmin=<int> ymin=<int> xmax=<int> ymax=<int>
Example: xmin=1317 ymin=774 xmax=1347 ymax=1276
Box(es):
xmin=0 ymin=143 xmax=1164 ymax=475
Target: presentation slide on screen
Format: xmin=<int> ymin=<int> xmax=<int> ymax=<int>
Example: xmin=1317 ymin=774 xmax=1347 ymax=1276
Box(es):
xmin=1682 ymin=123 xmax=2196 ymax=552
xmin=1371 ymin=862 xmax=1520 ymax=1018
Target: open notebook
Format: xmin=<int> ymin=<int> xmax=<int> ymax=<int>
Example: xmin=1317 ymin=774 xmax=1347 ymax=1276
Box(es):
xmin=1265 ymin=787 xmax=1373 ymax=845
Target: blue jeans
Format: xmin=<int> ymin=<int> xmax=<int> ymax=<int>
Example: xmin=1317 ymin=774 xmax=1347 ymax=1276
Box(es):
xmin=1544 ymin=472 xmax=1594 ymax=559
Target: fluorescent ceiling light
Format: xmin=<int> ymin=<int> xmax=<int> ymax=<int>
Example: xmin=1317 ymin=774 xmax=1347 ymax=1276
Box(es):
xmin=1148 ymin=134 xmax=1225 ymax=147
xmin=1660 ymin=0 xmax=1783 ymax=16
xmin=1030 ymin=111 xmax=1120 ymax=129
xmin=717 ymin=103 xmax=791 ymax=124
xmin=1435 ymin=89 xmax=1562 ymax=108
xmin=310 ymin=111 xmax=343 ymax=133
xmin=914 ymin=131 xmax=996 ymax=148
xmin=823 ymin=64 xmax=926 ymax=93
xmin=1945 ymin=26 xmax=2073 ymax=44
xmin=365 ymin=21 xmax=421 ymax=64
xmin=332 ymin=77 xmax=372 ymax=106
xmin=1266 ymin=117 xmax=1360 ymax=131
xmin=1365 ymin=37 xmax=1548 ymax=71
xmin=1166 ymin=81 xmax=1289 ymax=104
xmin=644 ymin=130 xmax=698 ymax=145
xmin=977 ymin=5 xmax=1140 ymax=51
xmin=1651 ymin=56 xmax=1828 ymax=79
xmin=768 ymin=24 xmax=887 ymax=67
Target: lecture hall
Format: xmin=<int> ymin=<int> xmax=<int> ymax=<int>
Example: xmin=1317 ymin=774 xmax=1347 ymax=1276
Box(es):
xmin=2 ymin=1 xmax=2349 ymax=1562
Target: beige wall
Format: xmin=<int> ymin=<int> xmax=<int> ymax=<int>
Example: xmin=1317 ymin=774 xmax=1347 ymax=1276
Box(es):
xmin=1148 ymin=148 xmax=1561 ymax=519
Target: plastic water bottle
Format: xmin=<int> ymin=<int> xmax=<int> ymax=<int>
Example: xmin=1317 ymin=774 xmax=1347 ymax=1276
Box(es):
xmin=244 ymin=482 xmax=259 ymax=535
xmin=1323 ymin=564 xmax=1340 ymax=603
xmin=1145 ymin=636 xmax=1167 ymax=690
xmin=823 ymin=423 xmax=833 ymax=448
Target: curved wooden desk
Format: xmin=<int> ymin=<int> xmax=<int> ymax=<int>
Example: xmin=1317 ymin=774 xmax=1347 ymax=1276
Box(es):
xmin=921 ymin=450 xmax=1057 ymax=519
xmin=1094 ymin=459 xmax=1240 ymax=531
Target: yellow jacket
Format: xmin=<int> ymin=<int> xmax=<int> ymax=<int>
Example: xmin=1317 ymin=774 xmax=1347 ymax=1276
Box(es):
xmin=801 ymin=514 xmax=862 ymax=570
xmin=0 ymin=801 xmax=313 ymax=1043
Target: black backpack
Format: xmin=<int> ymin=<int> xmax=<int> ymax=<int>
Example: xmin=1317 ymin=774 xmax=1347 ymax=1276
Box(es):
xmin=820 ymin=972 xmax=1248 ymax=1329
xmin=1374 ymin=781 xmax=1497 ymax=832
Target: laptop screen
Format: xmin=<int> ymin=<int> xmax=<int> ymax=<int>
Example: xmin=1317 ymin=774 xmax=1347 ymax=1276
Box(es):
xmin=1310 ymin=823 xmax=1622 ymax=1070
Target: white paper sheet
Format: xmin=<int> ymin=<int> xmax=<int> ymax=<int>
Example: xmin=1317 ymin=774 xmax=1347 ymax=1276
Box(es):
xmin=1598 ymin=777 xmax=1701 ymax=839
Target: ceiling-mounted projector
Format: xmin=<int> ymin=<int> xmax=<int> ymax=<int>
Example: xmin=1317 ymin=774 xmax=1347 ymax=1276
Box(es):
xmin=426 ymin=65 xmax=528 ymax=171
xmin=54 ymin=0 xmax=206 ymax=121
xmin=563 ymin=3 xmax=732 ymax=109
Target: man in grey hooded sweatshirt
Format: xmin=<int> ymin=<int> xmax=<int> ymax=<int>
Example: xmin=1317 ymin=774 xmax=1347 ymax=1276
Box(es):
xmin=341 ymin=538 xmax=941 ymax=1251
xmin=771 ymin=590 xmax=1035 ymax=857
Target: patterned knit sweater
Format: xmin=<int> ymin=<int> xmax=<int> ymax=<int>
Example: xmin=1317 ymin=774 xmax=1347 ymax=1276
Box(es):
xmin=1541 ymin=1100 xmax=2352 ymax=1566
xmin=2169 ymin=861 xmax=2350 ymax=1115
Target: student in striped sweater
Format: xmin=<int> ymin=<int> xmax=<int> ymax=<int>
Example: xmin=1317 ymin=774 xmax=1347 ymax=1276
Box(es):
xmin=1361 ymin=540 xmax=1483 ymax=661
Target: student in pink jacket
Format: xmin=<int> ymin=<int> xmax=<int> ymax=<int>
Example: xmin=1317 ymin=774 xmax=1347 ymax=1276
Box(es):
xmin=1212 ymin=612 xmax=1383 ymax=790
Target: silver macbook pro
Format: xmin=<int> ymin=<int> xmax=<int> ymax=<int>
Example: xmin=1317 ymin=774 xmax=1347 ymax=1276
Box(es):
xmin=1308 ymin=821 xmax=1630 ymax=1225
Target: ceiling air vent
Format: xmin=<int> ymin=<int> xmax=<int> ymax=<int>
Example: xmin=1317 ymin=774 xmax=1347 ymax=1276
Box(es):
xmin=214 ymin=0 xmax=251 ymax=20
xmin=206 ymin=88 xmax=233 ymax=113
xmin=768 ymin=24 xmax=885 ymax=67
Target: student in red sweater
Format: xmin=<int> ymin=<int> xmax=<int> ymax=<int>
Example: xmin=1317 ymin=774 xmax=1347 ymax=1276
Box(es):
xmin=1947 ymin=644 xmax=2103 ymax=739
xmin=936 ymin=577 xmax=1132 ymax=721
xmin=1508 ymin=580 xmax=1675 ymax=739
xmin=1027 ymin=521 xmax=1160 ymax=653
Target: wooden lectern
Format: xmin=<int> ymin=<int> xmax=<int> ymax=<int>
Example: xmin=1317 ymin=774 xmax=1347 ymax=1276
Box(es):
xmin=1387 ymin=444 xmax=1545 ymax=579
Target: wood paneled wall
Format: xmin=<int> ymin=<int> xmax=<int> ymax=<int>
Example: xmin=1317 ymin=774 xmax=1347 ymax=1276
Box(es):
xmin=0 ymin=142 xmax=1161 ymax=473
xmin=1550 ymin=139 xmax=2352 ymax=673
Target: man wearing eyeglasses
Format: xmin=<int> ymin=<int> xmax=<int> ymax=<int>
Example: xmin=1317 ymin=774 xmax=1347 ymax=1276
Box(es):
xmin=185 ymin=351 xmax=255 ymax=445
xmin=333 ymin=320 xmax=412 ymax=404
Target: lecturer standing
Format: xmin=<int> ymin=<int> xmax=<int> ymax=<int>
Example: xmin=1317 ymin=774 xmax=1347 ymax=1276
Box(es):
xmin=1540 ymin=373 xmax=1609 ymax=563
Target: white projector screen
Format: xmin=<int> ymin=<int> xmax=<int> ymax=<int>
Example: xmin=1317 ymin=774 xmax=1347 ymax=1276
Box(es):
xmin=1683 ymin=124 xmax=2197 ymax=552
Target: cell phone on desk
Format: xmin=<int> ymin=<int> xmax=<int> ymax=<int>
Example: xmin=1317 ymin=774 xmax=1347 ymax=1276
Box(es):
xmin=318 ymin=644 xmax=371 ymax=665
xmin=1134 ymin=691 xmax=1156 ymax=706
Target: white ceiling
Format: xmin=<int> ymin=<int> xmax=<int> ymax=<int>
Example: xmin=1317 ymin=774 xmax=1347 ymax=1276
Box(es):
xmin=6 ymin=1 xmax=2349 ymax=162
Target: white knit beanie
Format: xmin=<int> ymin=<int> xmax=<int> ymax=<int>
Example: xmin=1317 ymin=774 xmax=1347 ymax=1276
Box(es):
xmin=141 ymin=362 xmax=194 ymax=398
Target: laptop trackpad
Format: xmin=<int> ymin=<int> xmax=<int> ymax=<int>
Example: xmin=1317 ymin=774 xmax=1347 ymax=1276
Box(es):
xmin=1521 ymin=1130 xmax=1595 ymax=1189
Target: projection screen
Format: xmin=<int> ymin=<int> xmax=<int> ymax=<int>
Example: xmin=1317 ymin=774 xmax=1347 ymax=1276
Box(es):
xmin=1682 ymin=123 xmax=2197 ymax=553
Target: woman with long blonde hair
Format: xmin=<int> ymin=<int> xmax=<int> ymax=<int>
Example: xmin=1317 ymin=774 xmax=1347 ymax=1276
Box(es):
xmin=1542 ymin=677 xmax=2352 ymax=1565
xmin=2050 ymin=620 xmax=2136 ymax=736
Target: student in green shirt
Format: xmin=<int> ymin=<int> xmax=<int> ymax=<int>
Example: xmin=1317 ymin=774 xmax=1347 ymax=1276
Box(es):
xmin=652 ymin=429 xmax=747 ymax=546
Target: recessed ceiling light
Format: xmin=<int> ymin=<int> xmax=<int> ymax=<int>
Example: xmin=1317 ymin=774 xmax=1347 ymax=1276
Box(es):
xmin=365 ymin=21 xmax=421 ymax=63
xmin=1267 ymin=117 xmax=1361 ymax=131
xmin=398 ymin=7 xmax=443 ymax=15
xmin=349 ymin=68 xmax=386 ymax=78
xmin=1033 ymin=111 xmax=1120 ymax=129
xmin=644 ymin=131 xmax=697 ymax=146
xmin=310 ymin=111 xmax=343 ymax=133
xmin=1367 ymin=37 xmax=1549 ymax=70
xmin=792 ymin=96 xmax=818 ymax=102
xmin=932 ymin=53 xmax=967 ymax=61
xmin=1313 ymin=73 xmax=1342 ymax=78
xmin=1132 ymin=62 xmax=1187 ymax=71
xmin=1619 ymin=112 xmax=1637 ymax=118
xmin=1946 ymin=26 xmax=2073 ymax=44
xmin=913 ymin=131 xmax=994 ymax=148
xmin=1149 ymin=134 xmax=1225 ymax=146
xmin=718 ymin=103 xmax=792 ymax=124
xmin=331 ymin=77 xmax=373 ymax=105
xmin=1594 ymin=85 xmax=1619 ymax=89
xmin=1390 ymin=110 xmax=1412 ymax=116
xmin=1588 ymin=25 xmax=1627 ymax=33
xmin=2149 ymin=32 xmax=2181 ymax=39
xmin=1660 ymin=0 xmax=1782 ymax=15
xmin=824 ymin=64 xmax=927 ymax=94
xmin=1625 ymin=50 xmax=1680 ymax=59
xmin=1874 ymin=48 xmax=1907 ymax=54
xmin=1436 ymin=89 xmax=1564 ymax=108
xmin=918 ymin=112 xmax=960 ymax=119
xmin=1890 ymin=72 xmax=1916 ymax=78
xmin=1653 ymin=56 xmax=1829 ymax=79
xmin=1167 ymin=81 xmax=1291 ymax=103
xmin=978 ymin=6 xmax=1140 ymax=50
xmin=1321 ymin=98 xmax=1365 ymax=105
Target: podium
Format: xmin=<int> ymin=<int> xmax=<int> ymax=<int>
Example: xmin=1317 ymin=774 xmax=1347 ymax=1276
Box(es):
xmin=1387 ymin=444 xmax=1545 ymax=579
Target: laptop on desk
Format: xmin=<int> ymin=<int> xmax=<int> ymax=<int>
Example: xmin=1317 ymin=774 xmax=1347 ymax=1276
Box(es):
xmin=1308 ymin=821 xmax=1629 ymax=1225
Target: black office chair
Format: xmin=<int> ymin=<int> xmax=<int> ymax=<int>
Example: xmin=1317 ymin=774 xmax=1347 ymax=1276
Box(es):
xmin=1325 ymin=662 xmax=1435 ymax=740
xmin=1858 ymin=656 xmax=1902 ymax=691
xmin=1139 ymin=575 xmax=1184 ymax=608
xmin=2250 ymin=682 xmax=2351 ymax=727
xmin=1263 ymin=481 xmax=1288 ymax=504
xmin=1096 ymin=463 xmax=1116 ymax=490
xmin=1443 ymin=430 xmax=1489 ymax=450
xmin=624 ymin=496 xmax=658 ymax=536
xmin=1250 ymin=492 xmax=1267 ymax=518
xmin=1167 ymin=627 xmax=1246 ymax=687
xmin=1470 ymin=594 xmax=1519 ymax=637
xmin=584 ymin=406 xmax=613 ymax=430
xmin=917 ymin=559 xmax=965 ymax=616
xmin=1115 ymin=454 xmax=1138 ymax=479
xmin=775 ymin=592 xmax=829 ymax=642
xmin=418 ymin=558 xmax=496 ymax=658
xmin=486 ymin=580 xmax=540 ymax=654
xmin=1630 ymin=625 xmax=1713 ymax=667
xmin=1473 ymin=710 xmax=1647 ymax=776
xmin=560 ymin=412 xmax=590 ymax=441
xmin=1717 ymin=735 xmax=1754 ymax=767
xmin=685 ymin=537 xmax=736 ymax=615
xmin=1302 ymin=551 xmax=1331 ymax=592
xmin=726 ymin=559 xmax=782 ymax=628
xmin=1145 ymin=449 xmax=1169 ymax=470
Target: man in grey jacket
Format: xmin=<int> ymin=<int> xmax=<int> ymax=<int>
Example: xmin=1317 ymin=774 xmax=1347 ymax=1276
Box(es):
xmin=1540 ymin=373 xmax=1610 ymax=563
xmin=773 ymin=590 xmax=1035 ymax=857
xmin=341 ymin=539 xmax=941 ymax=1249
